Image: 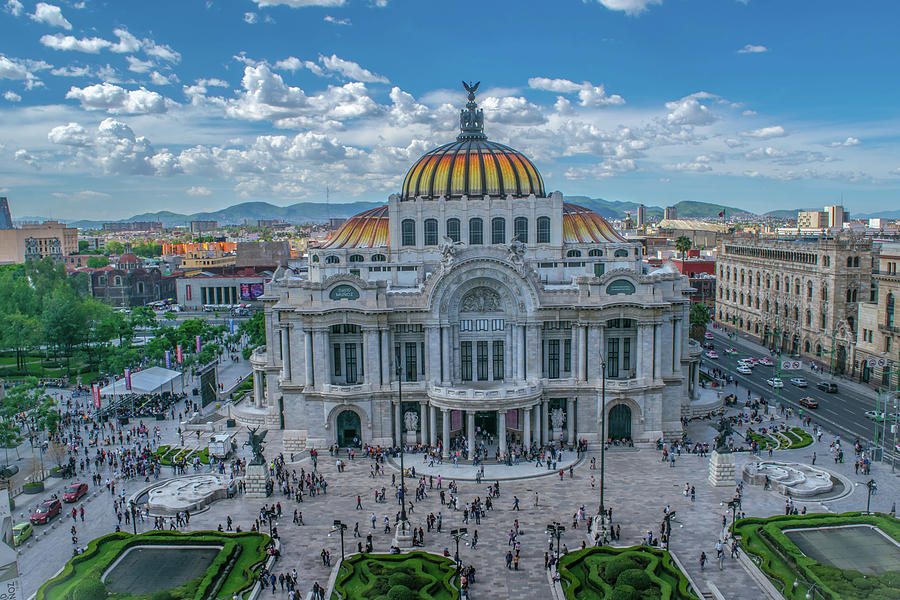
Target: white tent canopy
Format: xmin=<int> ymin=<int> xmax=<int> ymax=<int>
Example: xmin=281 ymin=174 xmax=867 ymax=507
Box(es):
xmin=99 ymin=366 xmax=183 ymax=397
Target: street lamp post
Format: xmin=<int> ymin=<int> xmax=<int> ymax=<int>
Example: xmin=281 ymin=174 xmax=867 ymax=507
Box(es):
xmin=599 ymin=358 xmax=607 ymax=518
xmin=331 ymin=520 xmax=347 ymax=561
xmin=546 ymin=522 xmax=565 ymax=571
xmin=662 ymin=511 xmax=676 ymax=551
xmin=449 ymin=528 xmax=468 ymax=574
xmin=727 ymin=496 xmax=741 ymax=536
xmin=129 ymin=500 xmax=138 ymax=535
xmin=794 ymin=578 xmax=821 ymax=600
xmin=396 ymin=365 xmax=407 ymax=526
xmin=866 ymin=478 xmax=877 ymax=514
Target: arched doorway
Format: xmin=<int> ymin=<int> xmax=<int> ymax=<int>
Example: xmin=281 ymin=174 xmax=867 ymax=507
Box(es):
xmin=336 ymin=410 xmax=361 ymax=447
xmin=608 ymin=404 xmax=632 ymax=441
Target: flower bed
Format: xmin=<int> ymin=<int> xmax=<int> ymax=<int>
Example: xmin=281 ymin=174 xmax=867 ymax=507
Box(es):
xmin=332 ymin=552 xmax=458 ymax=600
xmin=557 ymin=546 xmax=698 ymax=600
xmin=735 ymin=512 xmax=900 ymax=599
xmin=36 ymin=530 xmax=269 ymax=600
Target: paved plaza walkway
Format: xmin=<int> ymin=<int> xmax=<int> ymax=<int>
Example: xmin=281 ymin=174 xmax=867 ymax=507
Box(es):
xmin=389 ymin=449 xmax=582 ymax=481
xmin=16 ymin=373 xmax=900 ymax=600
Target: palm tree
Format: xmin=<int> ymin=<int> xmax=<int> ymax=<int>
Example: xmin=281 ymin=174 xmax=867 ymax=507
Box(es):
xmin=689 ymin=303 xmax=711 ymax=342
xmin=675 ymin=235 xmax=692 ymax=259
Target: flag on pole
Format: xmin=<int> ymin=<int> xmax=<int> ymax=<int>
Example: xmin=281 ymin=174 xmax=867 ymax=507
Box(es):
xmin=718 ymin=210 xmax=724 ymax=217
xmin=165 ymin=350 xmax=171 ymax=369
xmin=196 ymin=335 xmax=202 ymax=353
xmin=176 ymin=344 xmax=183 ymax=364
xmin=124 ymin=368 xmax=132 ymax=391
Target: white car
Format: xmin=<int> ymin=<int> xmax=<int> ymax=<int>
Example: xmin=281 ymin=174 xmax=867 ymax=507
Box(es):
xmin=705 ymin=351 xmax=719 ymax=359
xmin=789 ymin=378 xmax=808 ymax=387
xmin=737 ymin=366 xmax=752 ymax=374
xmin=766 ymin=378 xmax=784 ymax=388
xmin=865 ymin=410 xmax=886 ymax=421
xmin=737 ymin=359 xmax=754 ymax=367
xmin=759 ymin=357 xmax=774 ymax=366
xmin=704 ymin=332 xmax=714 ymax=339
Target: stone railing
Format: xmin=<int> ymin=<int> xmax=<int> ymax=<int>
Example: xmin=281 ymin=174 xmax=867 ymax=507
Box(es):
xmin=427 ymin=381 xmax=542 ymax=410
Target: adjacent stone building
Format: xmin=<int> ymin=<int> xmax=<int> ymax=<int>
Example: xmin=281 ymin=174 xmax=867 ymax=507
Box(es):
xmin=855 ymin=242 xmax=900 ymax=389
xmin=246 ymin=85 xmax=700 ymax=454
xmin=715 ymin=234 xmax=874 ymax=375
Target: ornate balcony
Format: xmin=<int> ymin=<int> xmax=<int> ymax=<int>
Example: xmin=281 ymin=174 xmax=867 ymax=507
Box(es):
xmin=427 ymin=381 xmax=542 ymax=411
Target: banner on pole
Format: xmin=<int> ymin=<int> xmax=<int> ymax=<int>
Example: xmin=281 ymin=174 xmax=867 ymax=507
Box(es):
xmin=165 ymin=350 xmax=171 ymax=369
xmin=176 ymin=344 xmax=183 ymax=364
xmin=124 ymin=368 xmax=132 ymax=391
xmin=196 ymin=335 xmax=202 ymax=353
xmin=92 ymin=383 xmax=101 ymax=408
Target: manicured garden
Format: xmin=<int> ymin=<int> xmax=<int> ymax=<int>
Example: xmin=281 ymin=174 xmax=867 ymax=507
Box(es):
xmin=744 ymin=427 xmax=813 ymax=451
xmin=557 ymin=546 xmax=699 ymax=600
xmin=735 ymin=512 xmax=900 ymax=599
xmin=153 ymin=445 xmax=211 ymax=465
xmin=36 ymin=530 xmax=269 ymax=600
xmin=331 ymin=552 xmax=458 ymax=600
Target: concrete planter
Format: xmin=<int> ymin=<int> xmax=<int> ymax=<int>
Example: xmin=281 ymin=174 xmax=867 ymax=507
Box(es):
xmin=23 ymin=482 xmax=44 ymax=494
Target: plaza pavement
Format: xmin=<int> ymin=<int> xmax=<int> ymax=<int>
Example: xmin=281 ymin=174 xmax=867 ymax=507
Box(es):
xmin=16 ymin=374 xmax=900 ymax=600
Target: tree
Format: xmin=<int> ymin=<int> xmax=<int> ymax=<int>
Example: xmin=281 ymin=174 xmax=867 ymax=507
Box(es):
xmin=86 ymin=256 xmax=109 ymax=268
xmin=130 ymin=306 xmax=157 ymax=329
xmin=105 ymin=240 xmax=125 ymax=255
xmin=689 ymin=303 xmax=711 ymax=342
xmin=675 ymin=235 xmax=692 ymax=259
xmin=239 ymin=311 xmax=266 ymax=348
xmin=41 ymin=284 xmax=88 ymax=370
xmin=2 ymin=379 xmax=57 ymax=480
xmin=78 ymin=240 xmax=90 ymax=253
xmin=1 ymin=313 xmax=40 ymax=371
xmin=0 ymin=420 xmax=23 ymax=464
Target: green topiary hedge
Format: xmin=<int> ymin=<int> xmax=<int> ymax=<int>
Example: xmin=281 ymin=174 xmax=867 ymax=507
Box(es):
xmin=332 ymin=552 xmax=458 ymax=600
xmin=36 ymin=530 xmax=269 ymax=600
xmin=735 ymin=512 xmax=900 ymax=600
xmin=557 ymin=546 xmax=698 ymax=600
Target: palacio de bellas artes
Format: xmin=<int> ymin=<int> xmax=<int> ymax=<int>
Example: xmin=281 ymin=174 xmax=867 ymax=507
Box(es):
xmin=248 ymin=84 xmax=702 ymax=455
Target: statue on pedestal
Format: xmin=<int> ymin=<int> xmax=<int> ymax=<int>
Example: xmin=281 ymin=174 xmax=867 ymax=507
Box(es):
xmin=245 ymin=425 xmax=268 ymax=465
xmin=714 ymin=418 xmax=733 ymax=454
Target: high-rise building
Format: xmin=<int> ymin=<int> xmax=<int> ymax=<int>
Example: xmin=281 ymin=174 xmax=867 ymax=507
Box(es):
xmin=0 ymin=198 xmax=13 ymax=230
xmin=824 ymin=205 xmax=849 ymax=230
xmin=797 ymin=210 xmax=828 ymax=229
xmin=190 ymin=220 xmax=218 ymax=234
xmin=716 ymin=234 xmax=873 ymax=375
xmin=664 ymin=206 xmax=677 ymax=220
xmin=636 ymin=204 xmax=646 ymax=228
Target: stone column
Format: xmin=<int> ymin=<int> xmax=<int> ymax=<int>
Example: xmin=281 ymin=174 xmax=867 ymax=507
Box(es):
xmin=429 ymin=404 xmax=437 ymax=446
xmin=380 ymin=328 xmax=391 ymax=386
xmin=673 ymin=319 xmax=682 ymax=375
xmin=304 ymin=329 xmax=314 ymax=387
xmin=635 ymin=326 xmax=646 ymax=380
xmin=441 ymin=326 xmax=451 ymax=383
xmin=541 ymin=398 xmax=549 ymax=445
xmin=393 ymin=401 xmax=402 ymax=446
xmin=419 ymin=401 xmax=428 ymax=444
xmin=363 ymin=329 xmax=378 ymax=386
xmin=653 ymin=323 xmax=662 ymax=380
xmin=425 ymin=326 xmax=440 ymax=385
xmin=281 ymin=327 xmax=292 ymax=381
xmin=567 ymin=398 xmax=576 ymax=444
xmin=313 ymin=329 xmax=328 ymax=389
xmin=580 ymin=325 xmax=589 ymax=380
xmin=516 ymin=325 xmax=526 ymax=380
xmin=523 ymin=406 xmax=532 ymax=448
xmin=527 ymin=324 xmax=541 ymax=380
xmin=253 ymin=370 xmax=263 ymax=408
xmin=467 ymin=411 xmax=476 ymax=461
xmin=571 ymin=324 xmax=580 ymax=378
xmin=498 ymin=410 xmax=507 ymax=457
xmin=441 ymin=408 xmax=450 ymax=458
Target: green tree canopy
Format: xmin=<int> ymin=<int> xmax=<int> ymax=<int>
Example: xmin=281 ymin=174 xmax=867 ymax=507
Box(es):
xmin=86 ymin=256 xmax=109 ymax=268
xmin=675 ymin=235 xmax=692 ymax=258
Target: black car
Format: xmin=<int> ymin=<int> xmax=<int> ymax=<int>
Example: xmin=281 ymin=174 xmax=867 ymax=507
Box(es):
xmin=816 ymin=381 xmax=838 ymax=393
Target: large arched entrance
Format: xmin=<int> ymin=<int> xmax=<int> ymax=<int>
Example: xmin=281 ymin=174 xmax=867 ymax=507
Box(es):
xmin=336 ymin=410 xmax=361 ymax=447
xmin=608 ymin=404 xmax=632 ymax=441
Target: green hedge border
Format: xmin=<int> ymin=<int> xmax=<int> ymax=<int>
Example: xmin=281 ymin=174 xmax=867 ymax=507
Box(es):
xmin=36 ymin=530 xmax=269 ymax=600
xmin=742 ymin=427 xmax=813 ymax=451
xmin=332 ymin=552 xmax=458 ymax=600
xmin=557 ymin=545 xmax=699 ymax=600
xmin=734 ymin=512 xmax=900 ymax=600
xmin=153 ymin=445 xmax=210 ymax=466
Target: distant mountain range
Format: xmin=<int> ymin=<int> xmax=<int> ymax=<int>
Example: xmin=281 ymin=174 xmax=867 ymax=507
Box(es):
xmin=19 ymin=199 xmax=899 ymax=229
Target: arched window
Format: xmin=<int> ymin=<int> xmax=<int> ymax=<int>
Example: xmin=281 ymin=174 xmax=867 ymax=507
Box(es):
xmin=756 ymin=271 xmax=761 ymax=287
xmin=401 ymin=219 xmax=416 ymax=246
xmin=446 ymin=218 xmax=460 ymax=243
xmin=854 ymin=256 xmax=860 ymax=267
xmin=113 ymin=276 xmax=122 ymax=286
xmin=536 ymin=216 xmax=550 ymax=243
xmin=614 ymin=249 xmax=629 ymax=257
xmin=775 ymin=277 xmax=780 ymax=291
xmin=816 ymin=344 xmax=822 ymax=357
xmin=807 ymin=281 xmax=813 ymax=299
xmin=846 ymin=289 xmax=852 ymax=303
xmin=806 ymin=309 xmax=811 ymax=326
xmin=325 ymin=255 xmax=340 ymax=264
xmin=795 ymin=279 xmax=800 ymax=295
xmin=514 ymin=217 xmax=528 ymax=243
xmin=888 ymin=293 xmax=895 ymax=328
xmin=766 ymin=275 xmax=770 ymax=288
xmin=588 ymin=249 xmax=602 ymax=257
xmin=491 ymin=217 xmax=506 ymax=244
xmin=371 ymin=253 xmax=386 ymax=262
xmin=312 ymin=254 xmax=319 ymax=263
xmin=793 ymin=306 xmax=799 ymax=321
xmin=847 ymin=256 xmax=853 ymax=267
xmin=804 ymin=340 xmax=811 ymax=353
xmin=349 ymin=254 xmax=364 ymax=263
xmin=851 ymin=289 xmax=858 ymax=302
xmin=822 ymin=284 xmax=827 ymax=301
xmin=424 ymin=218 xmax=438 ymax=246
xmin=136 ymin=281 xmax=144 ymax=294
xmin=469 ymin=218 xmax=483 ymax=245
xmin=566 ymin=250 xmax=582 ymax=258
xmin=784 ymin=276 xmax=790 ymax=291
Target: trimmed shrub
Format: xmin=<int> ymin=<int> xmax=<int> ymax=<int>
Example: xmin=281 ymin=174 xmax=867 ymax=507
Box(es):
xmin=70 ymin=578 xmax=107 ymax=600
xmin=617 ymin=568 xmax=652 ymax=591
xmin=604 ymin=557 xmax=641 ymax=582
xmin=150 ymin=592 xmax=173 ymax=600
xmin=609 ymin=584 xmax=637 ymax=600
xmin=386 ymin=585 xmax=416 ymax=600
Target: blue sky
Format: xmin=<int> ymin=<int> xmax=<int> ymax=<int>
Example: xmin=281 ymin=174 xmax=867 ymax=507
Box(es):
xmin=1 ymin=0 xmax=898 ymax=220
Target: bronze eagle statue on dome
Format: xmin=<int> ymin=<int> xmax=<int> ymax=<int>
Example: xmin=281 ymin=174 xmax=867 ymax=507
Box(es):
xmin=463 ymin=80 xmax=480 ymax=101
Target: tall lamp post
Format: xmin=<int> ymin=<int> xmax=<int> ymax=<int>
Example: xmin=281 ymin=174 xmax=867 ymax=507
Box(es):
xmin=794 ymin=578 xmax=821 ymax=600
xmin=449 ymin=528 xmax=467 ymax=573
xmin=129 ymin=500 xmax=138 ymax=535
xmin=865 ymin=478 xmax=877 ymax=514
xmin=725 ymin=496 xmax=741 ymax=536
xmin=331 ymin=520 xmax=347 ymax=561
xmin=599 ymin=358 xmax=607 ymax=518
xmin=394 ymin=364 xmax=410 ymax=547
xmin=662 ymin=511 xmax=676 ymax=551
xmin=546 ymin=522 xmax=565 ymax=571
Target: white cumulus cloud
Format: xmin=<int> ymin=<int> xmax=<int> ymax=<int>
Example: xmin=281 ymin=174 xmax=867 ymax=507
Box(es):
xmin=66 ymin=82 xmax=169 ymax=114
xmin=591 ymin=0 xmax=661 ymax=16
xmin=40 ymin=34 xmax=111 ymax=53
xmin=30 ymin=3 xmax=71 ymax=29
xmin=319 ymin=54 xmax=388 ymax=83
xmin=324 ymin=15 xmax=350 ymax=25
xmin=743 ymin=125 xmax=786 ymax=139
xmin=110 ymin=28 xmax=141 ymax=53
xmin=5 ymin=1 xmax=23 ymax=17
xmin=126 ymin=56 xmax=154 ymax=73
xmin=738 ymin=44 xmax=768 ymax=54
xmin=665 ymin=95 xmax=716 ymax=126
xmin=244 ymin=12 xmax=258 ymax=24
xmin=3 ymin=90 xmax=21 ymax=102
xmin=187 ymin=186 xmax=212 ymax=196
xmin=274 ymin=56 xmax=324 ymax=76
xmin=528 ymin=77 xmax=625 ymax=108
xmin=48 ymin=122 xmax=89 ymax=146
xmin=829 ymin=136 xmax=860 ymax=147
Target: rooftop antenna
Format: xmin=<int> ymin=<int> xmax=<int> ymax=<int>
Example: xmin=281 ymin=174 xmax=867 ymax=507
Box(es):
xmin=326 ymin=186 xmax=331 ymax=225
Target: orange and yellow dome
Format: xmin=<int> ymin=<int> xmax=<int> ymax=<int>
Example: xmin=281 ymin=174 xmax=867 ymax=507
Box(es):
xmin=401 ymin=139 xmax=545 ymax=200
